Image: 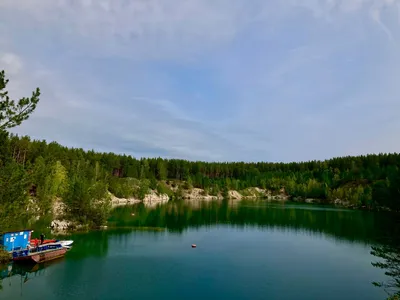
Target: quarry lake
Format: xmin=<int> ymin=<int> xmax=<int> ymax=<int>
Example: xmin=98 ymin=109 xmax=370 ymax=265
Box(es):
xmin=1 ymin=200 xmax=399 ymax=300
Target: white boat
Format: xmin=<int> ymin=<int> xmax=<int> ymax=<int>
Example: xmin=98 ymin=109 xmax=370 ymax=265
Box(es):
xmin=29 ymin=239 xmax=74 ymax=250
xmin=59 ymin=240 xmax=74 ymax=249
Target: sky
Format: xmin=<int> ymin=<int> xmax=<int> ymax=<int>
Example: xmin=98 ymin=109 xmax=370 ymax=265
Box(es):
xmin=0 ymin=0 xmax=399 ymax=163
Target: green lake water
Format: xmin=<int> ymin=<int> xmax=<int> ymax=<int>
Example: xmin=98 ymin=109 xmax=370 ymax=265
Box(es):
xmin=1 ymin=200 xmax=399 ymax=300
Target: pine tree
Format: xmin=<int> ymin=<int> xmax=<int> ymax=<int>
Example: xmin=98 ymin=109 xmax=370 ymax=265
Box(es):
xmin=0 ymin=70 xmax=40 ymax=130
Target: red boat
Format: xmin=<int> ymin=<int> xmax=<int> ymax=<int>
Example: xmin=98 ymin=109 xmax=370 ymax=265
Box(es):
xmin=30 ymin=238 xmax=73 ymax=249
xmin=12 ymin=242 xmax=67 ymax=264
xmin=30 ymin=238 xmax=57 ymax=246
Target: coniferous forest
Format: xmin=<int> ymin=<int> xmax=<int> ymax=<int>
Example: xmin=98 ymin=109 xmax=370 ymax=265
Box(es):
xmin=1 ymin=69 xmax=400 ymax=230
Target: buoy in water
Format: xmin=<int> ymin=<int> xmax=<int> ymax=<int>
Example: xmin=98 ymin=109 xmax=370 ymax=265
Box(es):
xmin=191 ymin=244 xmax=196 ymax=248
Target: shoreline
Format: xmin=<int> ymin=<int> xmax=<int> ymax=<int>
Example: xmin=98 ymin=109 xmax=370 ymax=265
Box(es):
xmin=49 ymin=196 xmax=397 ymax=236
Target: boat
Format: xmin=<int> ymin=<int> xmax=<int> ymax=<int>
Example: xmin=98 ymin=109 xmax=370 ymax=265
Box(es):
xmin=1 ymin=229 xmax=73 ymax=264
xmin=12 ymin=241 xmax=68 ymax=264
xmin=30 ymin=238 xmax=57 ymax=245
xmin=30 ymin=238 xmax=74 ymax=249
xmin=0 ymin=229 xmax=33 ymax=252
xmin=59 ymin=240 xmax=74 ymax=249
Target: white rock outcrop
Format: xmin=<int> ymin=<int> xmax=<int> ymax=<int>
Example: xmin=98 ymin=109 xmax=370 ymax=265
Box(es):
xmin=143 ymin=191 xmax=169 ymax=207
xmin=110 ymin=193 xmax=141 ymax=208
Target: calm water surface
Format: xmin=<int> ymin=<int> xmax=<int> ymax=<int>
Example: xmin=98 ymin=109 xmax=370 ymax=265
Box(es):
xmin=1 ymin=200 xmax=399 ymax=300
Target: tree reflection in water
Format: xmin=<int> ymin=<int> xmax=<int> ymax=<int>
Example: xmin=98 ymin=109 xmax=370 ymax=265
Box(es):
xmin=0 ymin=260 xmax=63 ymax=296
xmin=371 ymin=217 xmax=400 ymax=300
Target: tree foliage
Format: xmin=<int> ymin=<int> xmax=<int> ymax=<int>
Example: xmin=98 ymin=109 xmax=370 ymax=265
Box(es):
xmin=1 ymin=132 xmax=400 ymax=220
xmin=371 ymin=244 xmax=400 ymax=298
xmin=0 ymin=70 xmax=40 ymax=130
xmin=0 ymin=246 xmax=10 ymax=264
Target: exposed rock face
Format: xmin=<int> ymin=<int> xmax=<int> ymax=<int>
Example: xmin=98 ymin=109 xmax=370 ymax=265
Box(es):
xmin=27 ymin=198 xmax=41 ymax=221
xmin=242 ymin=187 xmax=267 ymax=199
xmin=270 ymin=194 xmax=289 ymax=201
xmin=50 ymin=199 xmax=71 ymax=234
xmin=53 ymin=198 xmax=67 ymax=218
xmin=110 ymin=193 xmax=141 ymax=208
xmin=51 ymin=219 xmax=72 ymax=232
xmin=110 ymin=191 xmax=169 ymax=208
xmin=228 ymin=190 xmax=242 ymax=200
xmin=305 ymin=198 xmax=321 ymax=204
xmin=182 ymin=187 xmax=290 ymax=201
xmin=50 ymin=219 xmax=87 ymax=235
xmin=143 ymin=191 xmax=169 ymax=207
xmin=333 ymin=198 xmax=350 ymax=206
xmin=231 ymin=187 xmax=289 ymax=201
xmin=183 ymin=188 xmax=222 ymax=201
xmin=291 ymin=197 xmax=354 ymax=206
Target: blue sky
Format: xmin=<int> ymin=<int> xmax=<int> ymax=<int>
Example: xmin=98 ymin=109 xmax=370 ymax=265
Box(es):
xmin=0 ymin=0 xmax=399 ymax=162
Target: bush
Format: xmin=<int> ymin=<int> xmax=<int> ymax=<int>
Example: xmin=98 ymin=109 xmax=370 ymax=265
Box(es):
xmin=174 ymin=186 xmax=184 ymax=200
xmin=0 ymin=246 xmax=10 ymax=263
xmin=136 ymin=179 xmax=150 ymax=200
xmin=109 ymin=177 xmax=137 ymax=198
xmin=156 ymin=182 xmax=174 ymax=197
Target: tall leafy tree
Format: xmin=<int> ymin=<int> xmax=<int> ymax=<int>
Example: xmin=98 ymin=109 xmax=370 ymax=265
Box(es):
xmin=0 ymin=161 xmax=30 ymax=229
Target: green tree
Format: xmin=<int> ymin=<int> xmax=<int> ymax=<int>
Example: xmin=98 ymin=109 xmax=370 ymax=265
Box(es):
xmin=0 ymin=70 xmax=40 ymax=130
xmin=64 ymin=162 xmax=110 ymax=226
xmin=0 ymin=161 xmax=30 ymax=229
xmin=137 ymin=179 xmax=150 ymax=200
xmin=41 ymin=160 xmax=68 ymax=213
xmin=156 ymin=159 xmax=167 ymax=180
xmin=0 ymin=129 xmax=10 ymax=166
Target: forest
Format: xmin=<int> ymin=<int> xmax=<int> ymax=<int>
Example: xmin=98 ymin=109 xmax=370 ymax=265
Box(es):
xmin=1 ymin=69 xmax=400 ymax=230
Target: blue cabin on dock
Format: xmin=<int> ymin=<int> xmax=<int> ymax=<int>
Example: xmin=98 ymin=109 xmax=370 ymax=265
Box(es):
xmin=0 ymin=230 xmax=32 ymax=252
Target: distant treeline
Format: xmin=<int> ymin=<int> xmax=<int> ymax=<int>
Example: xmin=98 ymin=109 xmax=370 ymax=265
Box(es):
xmin=1 ymin=133 xmax=399 ymax=228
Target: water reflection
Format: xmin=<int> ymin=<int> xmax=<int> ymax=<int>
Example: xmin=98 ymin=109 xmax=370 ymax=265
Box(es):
xmin=370 ymin=217 xmax=400 ymax=299
xmin=109 ymin=199 xmax=395 ymax=244
xmin=0 ymin=260 xmax=63 ymax=295
xmin=0 ymin=200 xmax=398 ymax=300
xmin=110 ymin=199 xmax=400 ymax=298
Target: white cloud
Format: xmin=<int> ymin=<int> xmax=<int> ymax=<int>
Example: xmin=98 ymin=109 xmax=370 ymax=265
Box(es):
xmin=0 ymin=53 xmax=23 ymax=75
xmin=1 ymin=0 xmax=399 ymax=59
xmin=292 ymin=0 xmax=398 ymax=15
xmin=1 ymin=0 xmax=400 ymax=162
xmin=0 ymin=0 xmax=255 ymax=60
xmin=398 ymin=2 xmax=400 ymax=24
xmin=0 ymin=53 xmax=237 ymax=161
xmin=369 ymin=1 xmax=397 ymax=40
xmin=0 ymin=52 xmax=32 ymax=99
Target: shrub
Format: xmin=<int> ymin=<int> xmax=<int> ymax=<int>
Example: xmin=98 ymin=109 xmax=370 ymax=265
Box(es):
xmin=0 ymin=246 xmax=10 ymax=263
